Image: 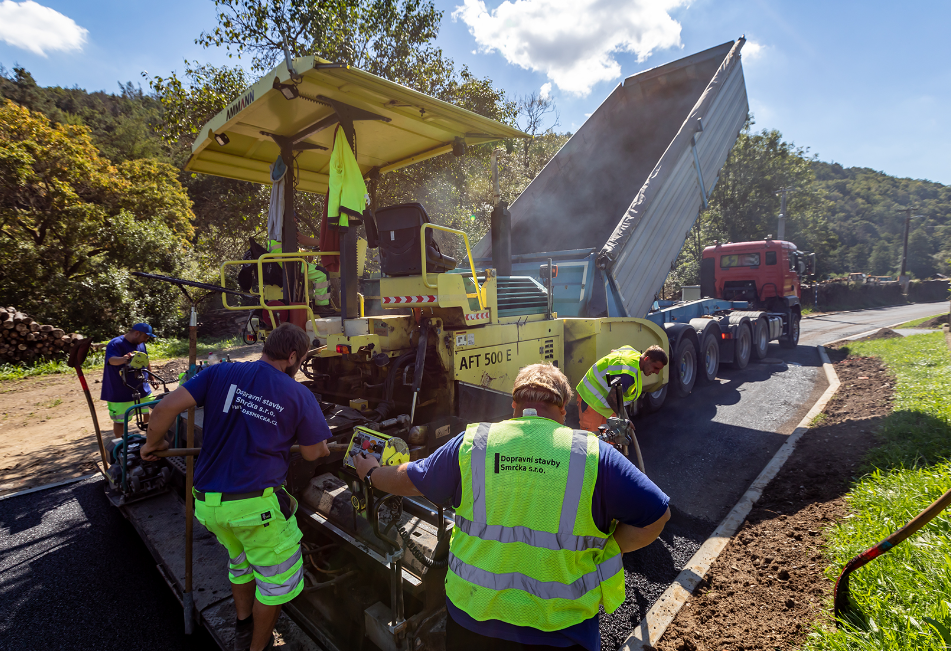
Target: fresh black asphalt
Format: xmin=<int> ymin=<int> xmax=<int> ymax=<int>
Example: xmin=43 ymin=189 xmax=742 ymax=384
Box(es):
xmin=0 ymin=475 xmax=217 ymax=651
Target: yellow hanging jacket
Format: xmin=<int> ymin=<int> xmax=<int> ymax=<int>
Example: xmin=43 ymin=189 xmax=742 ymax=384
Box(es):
xmin=327 ymin=126 xmax=367 ymax=230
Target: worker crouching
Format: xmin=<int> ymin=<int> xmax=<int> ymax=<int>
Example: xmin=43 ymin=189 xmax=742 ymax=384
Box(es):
xmin=355 ymin=362 xmax=671 ymax=650
xmin=576 ymin=345 xmax=668 ymax=433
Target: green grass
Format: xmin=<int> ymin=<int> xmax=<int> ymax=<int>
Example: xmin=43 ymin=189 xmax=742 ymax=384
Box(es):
xmin=0 ymin=335 xmax=243 ymax=382
xmin=892 ymin=313 xmax=948 ymax=329
xmin=805 ymin=332 xmax=951 ymax=651
xmin=147 ymin=335 xmax=243 ymax=361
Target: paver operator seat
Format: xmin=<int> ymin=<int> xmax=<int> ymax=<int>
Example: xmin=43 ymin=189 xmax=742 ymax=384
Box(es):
xmin=368 ymin=203 xmax=457 ymax=276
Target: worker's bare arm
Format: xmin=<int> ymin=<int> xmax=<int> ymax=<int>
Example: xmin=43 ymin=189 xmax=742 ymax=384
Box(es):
xmin=299 ymin=441 xmax=330 ymax=461
xmin=613 ymin=507 xmax=671 ymax=553
xmin=108 ymin=352 xmax=134 ymax=366
xmin=141 ymin=386 xmax=197 ymax=460
xmin=371 ymin=464 xmax=423 ymax=496
xmin=354 ymin=453 xmax=422 ymax=496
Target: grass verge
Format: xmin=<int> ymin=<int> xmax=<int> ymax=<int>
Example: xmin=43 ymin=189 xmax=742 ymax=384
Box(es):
xmin=805 ymin=332 xmax=951 ymax=651
xmin=892 ymin=312 xmax=948 ymax=329
xmin=0 ymin=335 xmax=243 ymax=382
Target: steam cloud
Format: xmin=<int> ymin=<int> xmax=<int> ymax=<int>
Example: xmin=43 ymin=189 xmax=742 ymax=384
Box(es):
xmin=453 ymin=0 xmax=686 ymax=96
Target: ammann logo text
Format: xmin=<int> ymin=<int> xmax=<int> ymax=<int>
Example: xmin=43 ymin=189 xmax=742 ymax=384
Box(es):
xmin=226 ymin=89 xmax=255 ymax=120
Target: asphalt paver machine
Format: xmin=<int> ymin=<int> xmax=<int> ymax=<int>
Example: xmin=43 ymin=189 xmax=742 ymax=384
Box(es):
xmin=108 ymin=54 xmax=671 ymax=651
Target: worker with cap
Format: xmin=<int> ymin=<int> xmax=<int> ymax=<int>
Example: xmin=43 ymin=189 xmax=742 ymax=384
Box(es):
xmin=354 ymin=362 xmax=670 ymax=651
xmin=267 ymin=156 xmax=332 ymax=312
xmin=576 ymin=345 xmax=668 ymax=434
xmin=101 ymin=323 xmax=156 ymax=439
xmin=140 ymin=323 xmax=332 ymax=651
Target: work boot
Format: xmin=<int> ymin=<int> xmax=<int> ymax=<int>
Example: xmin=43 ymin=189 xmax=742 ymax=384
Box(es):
xmin=234 ymin=614 xmax=253 ymax=651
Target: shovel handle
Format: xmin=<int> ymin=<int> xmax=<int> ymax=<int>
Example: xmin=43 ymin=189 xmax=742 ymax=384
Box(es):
xmin=153 ymin=443 xmax=349 ymax=458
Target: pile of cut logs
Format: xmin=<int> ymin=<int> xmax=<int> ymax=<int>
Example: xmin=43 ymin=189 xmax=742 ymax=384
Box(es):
xmin=0 ymin=307 xmax=84 ymax=363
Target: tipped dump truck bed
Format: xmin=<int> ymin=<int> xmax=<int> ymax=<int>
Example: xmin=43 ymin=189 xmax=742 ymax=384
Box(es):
xmin=474 ymin=39 xmax=749 ymax=318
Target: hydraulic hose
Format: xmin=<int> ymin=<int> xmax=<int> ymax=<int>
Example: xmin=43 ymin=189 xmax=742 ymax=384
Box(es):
xmin=397 ymin=525 xmax=449 ymax=569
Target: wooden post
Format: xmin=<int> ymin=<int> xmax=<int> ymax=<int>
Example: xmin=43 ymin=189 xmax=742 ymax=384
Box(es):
xmin=183 ymin=306 xmax=197 ymax=634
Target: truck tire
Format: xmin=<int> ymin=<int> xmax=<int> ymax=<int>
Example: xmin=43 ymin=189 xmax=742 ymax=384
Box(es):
xmin=780 ymin=313 xmax=801 ymax=349
xmin=699 ymin=332 xmax=719 ymax=382
xmin=752 ymin=317 xmax=769 ymax=360
xmin=731 ymin=323 xmax=752 ymax=369
xmin=642 ymin=385 xmax=667 ymax=413
xmin=672 ymin=337 xmax=697 ymax=398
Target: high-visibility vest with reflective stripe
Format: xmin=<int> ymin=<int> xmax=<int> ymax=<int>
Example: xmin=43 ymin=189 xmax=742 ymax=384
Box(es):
xmin=576 ymin=346 xmax=642 ymax=418
xmin=267 ymin=240 xmax=330 ymax=305
xmin=446 ymin=418 xmax=625 ymax=631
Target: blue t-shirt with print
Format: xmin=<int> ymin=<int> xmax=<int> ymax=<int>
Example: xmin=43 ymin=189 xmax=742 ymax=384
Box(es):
xmin=100 ymin=335 xmax=152 ymax=402
xmin=406 ymin=419 xmax=670 ymax=651
xmin=183 ymin=360 xmax=332 ymax=493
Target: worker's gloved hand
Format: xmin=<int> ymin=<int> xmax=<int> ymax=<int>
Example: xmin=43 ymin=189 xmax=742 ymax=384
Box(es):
xmin=354 ymin=450 xmax=381 ymax=481
xmin=140 ymin=438 xmax=169 ymax=462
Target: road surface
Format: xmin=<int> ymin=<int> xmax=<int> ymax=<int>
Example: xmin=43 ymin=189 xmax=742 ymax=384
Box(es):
xmin=800 ymin=301 xmax=947 ymax=345
xmin=2 ymin=301 xmax=948 ymax=651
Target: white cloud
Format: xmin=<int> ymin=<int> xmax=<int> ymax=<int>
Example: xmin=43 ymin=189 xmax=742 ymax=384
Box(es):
xmin=540 ymin=82 xmax=552 ymax=99
xmin=742 ymin=39 xmax=765 ymax=61
xmin=453 ymin=0 xmax=686 ymax=96
xmin=0 ymin=1 xmax=87 ymax=57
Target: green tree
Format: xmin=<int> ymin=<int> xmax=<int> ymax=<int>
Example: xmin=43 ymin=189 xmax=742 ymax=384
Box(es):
xmin=0 ymin=100 xmax=193 ymax=339
xmin=704 ymin=126 xmax=837 ymax=272
xmin=869 ymin=241 xmax=896 ymax=275
xmin=906 ymin=228 xmax=936 ymax=279
xmin=667 ymin=123 xmax=838 ymax=287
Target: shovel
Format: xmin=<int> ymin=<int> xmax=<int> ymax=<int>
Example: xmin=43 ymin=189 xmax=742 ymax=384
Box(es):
xmin=68 ymin=338 xmax=109 ymax=473
xmin=834 ymin=486 xmax=951 ymax=625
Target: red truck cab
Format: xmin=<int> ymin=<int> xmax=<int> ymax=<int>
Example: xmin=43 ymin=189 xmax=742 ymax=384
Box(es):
xmin=700 ymin=239 xmax=813 ymax=310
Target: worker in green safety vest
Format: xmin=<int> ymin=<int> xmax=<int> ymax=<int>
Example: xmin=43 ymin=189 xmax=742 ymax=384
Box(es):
xmin=266 ymin=236 xmax=332 ymax=313
xmin=576 ymin=345 xmax=668 ymax=433
xmin=354 ymin=363 xmax=670 ymax=650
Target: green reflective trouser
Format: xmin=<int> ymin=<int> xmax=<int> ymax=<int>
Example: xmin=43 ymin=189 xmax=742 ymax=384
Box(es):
xmin=193 ymin=486 xmax=304 ymax=605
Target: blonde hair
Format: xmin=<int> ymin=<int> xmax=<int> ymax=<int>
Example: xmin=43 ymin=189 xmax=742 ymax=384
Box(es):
xmin=512 ymin=363 xmax=573 ymax=408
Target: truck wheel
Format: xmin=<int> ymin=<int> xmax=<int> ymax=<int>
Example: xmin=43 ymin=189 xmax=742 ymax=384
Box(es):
xmin=752 ymin=317 xmax=769 ymax=360
xmin=643 ymin=385 xmax=667 ymax=413
xmin=731 ymin=323 xmax=752 ymax=369
xmin=699 ymin=333 xmax=719 ymax=382
xmin=780 ymin=313 xmax=801 ymax=349
xmin=672 ymin=337 xmax=697 ymax=397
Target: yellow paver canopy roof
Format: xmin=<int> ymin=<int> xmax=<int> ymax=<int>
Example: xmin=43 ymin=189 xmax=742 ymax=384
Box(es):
xmin=185 ymin=57 xmax=528 ymax=194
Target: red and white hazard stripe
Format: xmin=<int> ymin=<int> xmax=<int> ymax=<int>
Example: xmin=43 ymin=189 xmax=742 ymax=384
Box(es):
xmin=382 ymin=295 xmax=438 ymax=305
xmin=465 ymin=311 xmax=490 ymax=321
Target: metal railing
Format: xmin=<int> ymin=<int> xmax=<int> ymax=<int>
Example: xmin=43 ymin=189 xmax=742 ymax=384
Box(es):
xmin=419 ymin=224 xmax=484 ymax=310
xmin=219 ymin=251 xmax=365 ymax=337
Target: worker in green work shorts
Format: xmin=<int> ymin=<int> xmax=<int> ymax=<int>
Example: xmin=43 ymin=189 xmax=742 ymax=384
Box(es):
xmin=141 ymin=324 xmax=332 ymax=651
xmin=101 ymin=323 xmax=155 ymax=439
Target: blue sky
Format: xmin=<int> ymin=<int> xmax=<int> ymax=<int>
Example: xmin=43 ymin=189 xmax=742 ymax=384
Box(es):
xmin=1 ymin=0 xmax=949 ymax=184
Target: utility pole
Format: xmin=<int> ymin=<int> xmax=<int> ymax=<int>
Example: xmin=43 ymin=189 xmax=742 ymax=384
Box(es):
xmin=776 ymin=187 xmax=796 ymax=240
xmin=898 ymin=207 xmax=913 ymax=292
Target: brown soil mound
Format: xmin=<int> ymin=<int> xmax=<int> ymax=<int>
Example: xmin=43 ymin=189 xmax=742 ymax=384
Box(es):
xmin=654 ymin=355 xmax=893 ymax=651
xmin=916 ymin=314 xmax=949 ymax=329
xmin=853 ymin=327 xmax=902 ymax=342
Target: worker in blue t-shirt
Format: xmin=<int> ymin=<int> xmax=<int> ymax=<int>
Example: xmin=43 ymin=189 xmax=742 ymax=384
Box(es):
xmin=101 ymin=323 xmax=155 ymax=439
xmin=355 ymin=363 xmax=671 ymax=651
xmin=141 ymin=323 xmax=332 ymax=651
